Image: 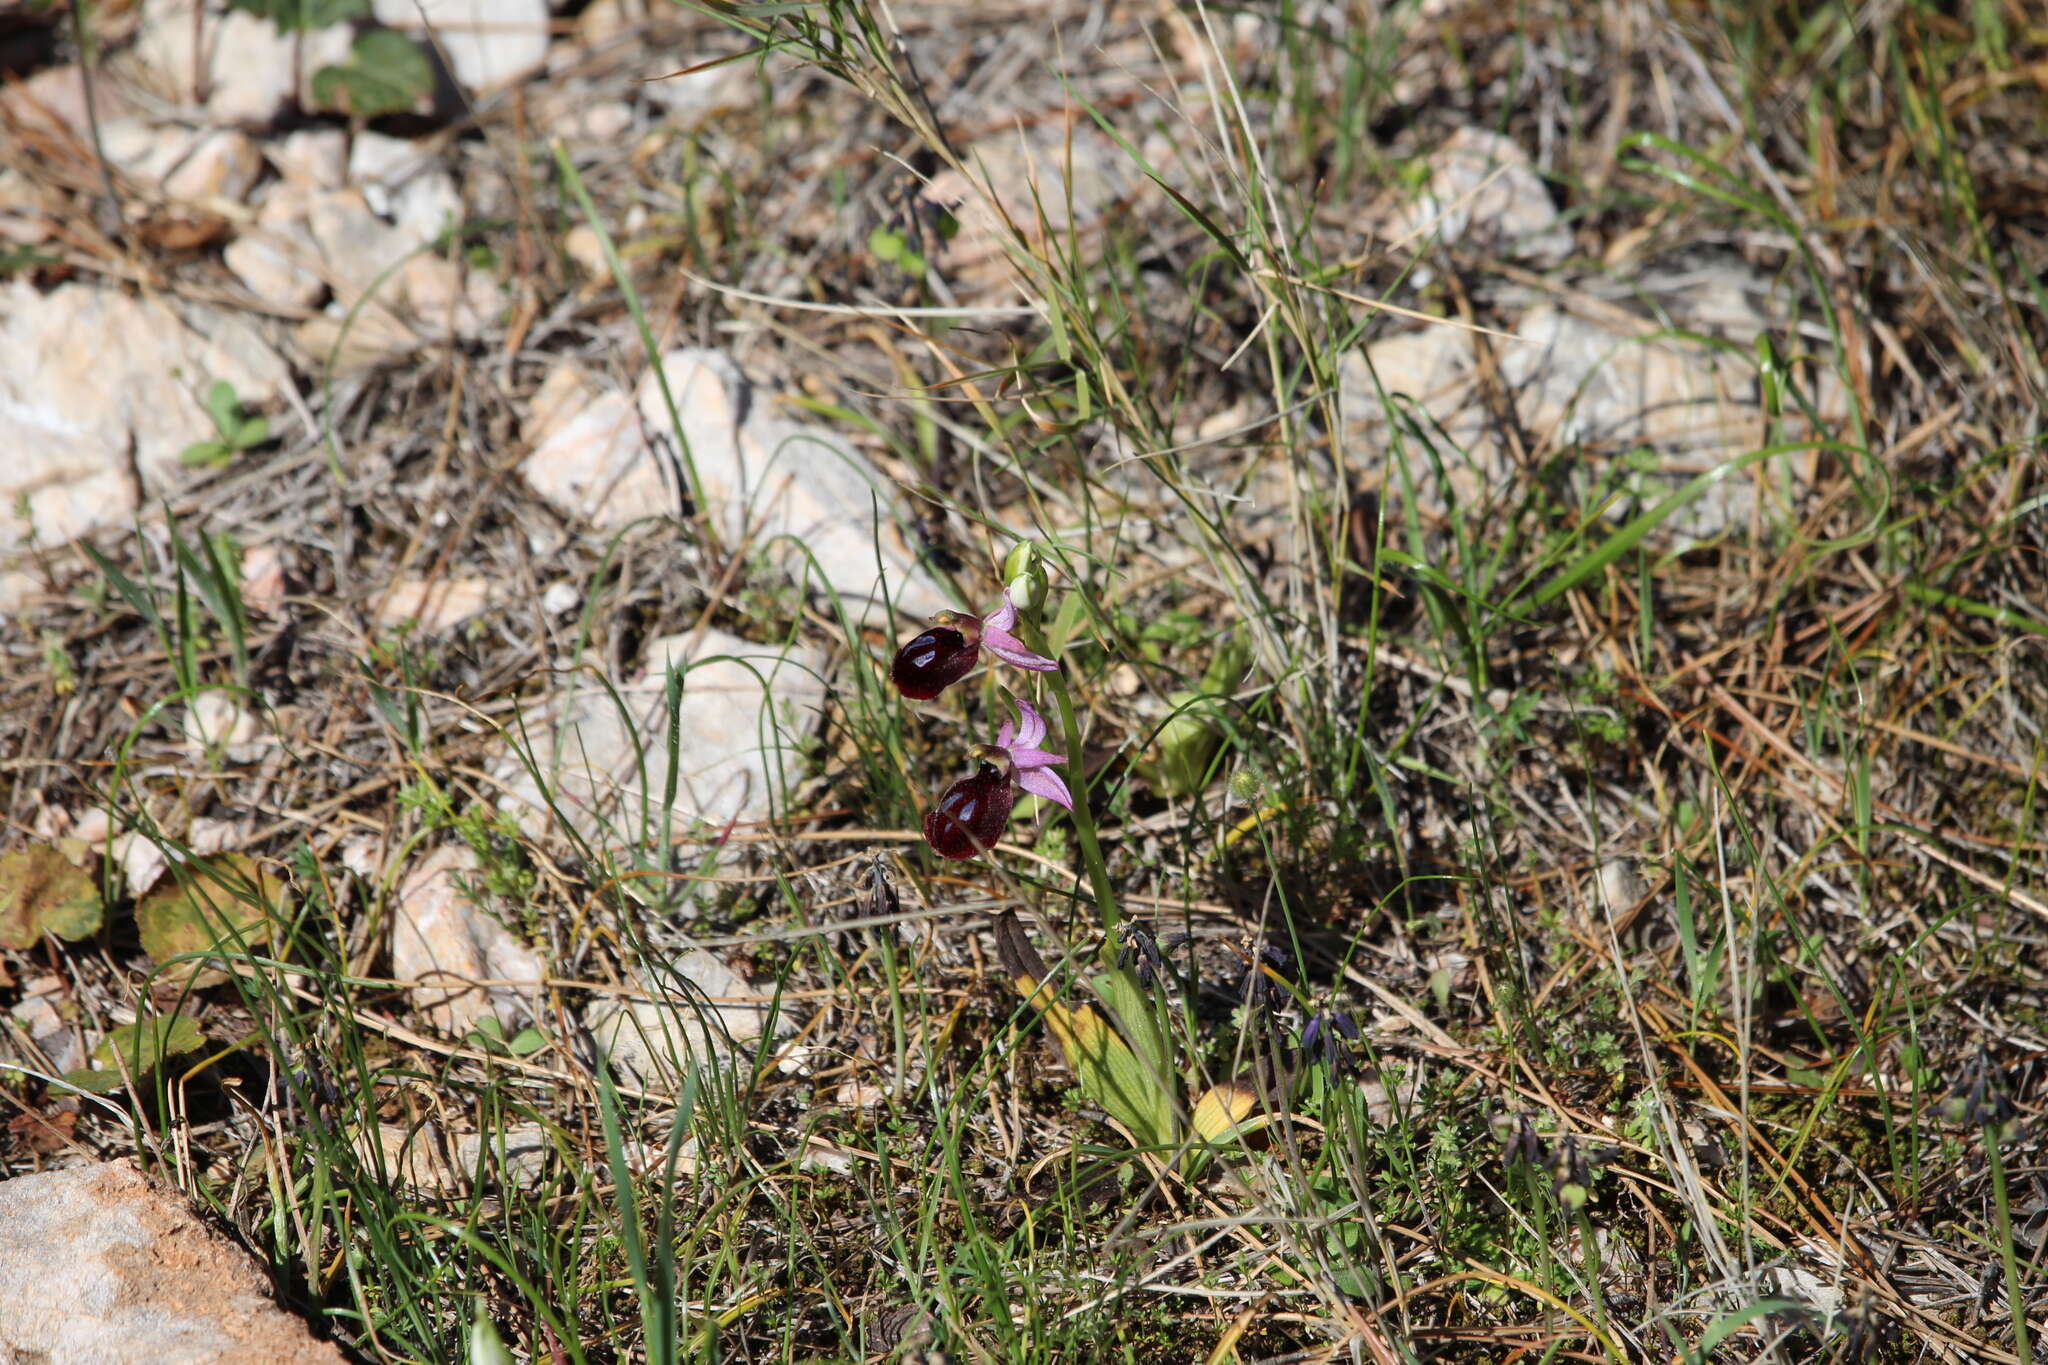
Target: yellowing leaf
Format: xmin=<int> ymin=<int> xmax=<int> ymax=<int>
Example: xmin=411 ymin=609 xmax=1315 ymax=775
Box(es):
xmin=0 ymin=843 xmax=104 ymax=950
xmin=136 ymin=853 xmax=280 ymax=988
xmin=994 ymin=911 xmax=1177 ymax=1150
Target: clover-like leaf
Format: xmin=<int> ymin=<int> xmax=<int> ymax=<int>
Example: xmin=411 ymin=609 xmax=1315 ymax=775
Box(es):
xmin=61 ymin=1014 xmax=206 ymax=1095
xmin=312 ymin=29 xmax=435 ymax=118
xmin=0 ymin=844 xmax=104 ymax=950
xmin=136 ymin=853 xmax=281 ymax=988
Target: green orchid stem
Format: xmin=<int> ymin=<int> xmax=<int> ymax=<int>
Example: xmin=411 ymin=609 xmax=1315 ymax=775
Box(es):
xmin=1015 ymin=613 xmax=1120 ymax=936
xmin=1989 ymin=1126 xmax=2035 ymax=1365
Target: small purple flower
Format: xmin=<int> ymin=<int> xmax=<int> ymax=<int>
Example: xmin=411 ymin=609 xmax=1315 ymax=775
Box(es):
xmin=922 ymin=699 xmax=1073 ymax=859
xmin=890 ymin=593 xmax=1057 ymax=699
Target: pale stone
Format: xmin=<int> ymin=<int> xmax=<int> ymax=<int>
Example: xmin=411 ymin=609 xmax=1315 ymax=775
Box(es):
xmin=224 ymin=188 xmax=326 ymax=310
xmin=642 ymin=349 xmax=949 ymax=621
xmin=183 ymin=690 xmax=265 ymax=755
xmin=126 ymin=0 xmax=353 ymax=125
xmin=0 ymin=1162 xmax=349 ymax=1363
xmin=568 ymin=99 xmax=634 ymax=143
xmin=492 ymin=627 xmax=827 ymax=848
xmin=527 ymin=360 xmax=603 ymax=447
xmin=640 ymin=53 xmax=755 ymax=128
xmin=564 ymin=223 xmax=611 ymax=279
xmin=541 ymin=581 xmax=580 ymax=615
xmin=99 ymin=118 xmax=201 ymax=187
xmin=0 ymin=282 xmax=288 ymax=550
xmin=269 ymin=128 xmax=348 ymax=189
xmin=1340 ymin=268 xmax=1834 ymax=543
xmin=365 ymin=1121 xmax=551 ymax=1194
xmin=390 ymin=845 xmax=545 ymax=1035
xmin=347 ymin=130 xmax=436 ymax=193
xmin=304 ymin=188 xmax=417 ymax=303
xmin=376 ymin=574 xmax=491 ymax=631
xmin=0 ymin=63 xmax=139 ymax=140
xmin=1383 ymin=126 xmax=1571 ymax=266
xmin=389 ymin=170 xmax=463 ymax=249
xmin=521 ymin=387 xmax=667 ymax=522
xmin=920 ymin=123 xmax=1144 ymax=291
xmin=162 ymin=128 xmax=262 ymax=204
xmin=373 ymin=0 xmax=549 ymax=93
xmin=587 ymin=950 xmax=795 ymax=1092
xmin=111 ymin=832 xmax=168 ymax=899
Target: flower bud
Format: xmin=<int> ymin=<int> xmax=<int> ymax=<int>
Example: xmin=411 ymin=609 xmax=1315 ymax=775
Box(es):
xmin=1002 ymin=542 xmax=1049 ymax=615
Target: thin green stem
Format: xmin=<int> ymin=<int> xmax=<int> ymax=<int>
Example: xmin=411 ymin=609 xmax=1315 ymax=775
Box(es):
xmin=1013 ymin=610 xmax=1120 ymax=935
xmin=1989 ymin=1128 xmax=2035 ymax=1365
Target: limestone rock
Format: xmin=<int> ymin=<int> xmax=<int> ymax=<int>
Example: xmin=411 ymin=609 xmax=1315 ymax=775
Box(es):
xmin=587 ymin=950 xmax=795 ymax=1092
xmin=491 ymin=627 xmax=827 ymax=848
xmin=0 ymin=282 xmax=289 ymax=550
xmin=372 ymin=0 xmax=549 ymax=94
xmin=126 ymin=0 xmax=353 ymax=125
xmin=375 ymin=575 xmax=492 ymax=632
xmin=1340 ymin=267 xmax=1837 ymax=542
xmin=162 ymin=128 xmax=262 ymax=205
xmin=390 ymin=845 xmax=545 ymax=1035
xmin=0 ymin=1161 xmax=349 ymax=1363
xmin=268 ymin=128 xmax=349 ymax=189
xmin=1382 ymin=126 xmax=1571 ymax=266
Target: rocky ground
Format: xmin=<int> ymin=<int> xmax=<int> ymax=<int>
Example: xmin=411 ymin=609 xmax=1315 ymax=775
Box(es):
xmin=2 ymin=1 xmax=2046 ymax=1361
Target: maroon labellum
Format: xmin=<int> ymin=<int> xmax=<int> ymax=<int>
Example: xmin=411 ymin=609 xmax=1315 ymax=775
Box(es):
xmin=919 ymin=700 xmax=1074 ymax=860
xmin=888 ymin=594 xmax=1057 ymax=701
xmin=922 ymin=762 xmax=1016 ymax=860
xmin=891 ymin=620 xmax=980 ymax=699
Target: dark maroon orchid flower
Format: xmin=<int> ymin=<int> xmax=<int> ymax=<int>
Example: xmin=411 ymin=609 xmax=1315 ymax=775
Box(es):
xmin=922 ymin=699 xmax=1073 ymax=859
xmin=890 ymin=593 xmax=1057 ymax=699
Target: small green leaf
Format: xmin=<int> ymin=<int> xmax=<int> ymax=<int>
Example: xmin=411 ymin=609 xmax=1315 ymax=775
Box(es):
xmin=60 ymin=1068 xmax=127 ymax=1095
xmin=227 ymin=0 xmax=370 ymax=31
xmin=180 ymin=440 xmax=233 ymax=468
xmin=507 ymin=1026 xmax=548 ymax=1056
xmin=313 ymin=29 xmax=434 ymax=118
xmin=233 ymin=415 xmax=270 ymax=449
xmin=0 ymin=844 xmax=104 ymax=949
xmin=204 ymin=380 xmax=241 ymax=439
xmin=95 ymin=1015 xmax=206 ymax=1076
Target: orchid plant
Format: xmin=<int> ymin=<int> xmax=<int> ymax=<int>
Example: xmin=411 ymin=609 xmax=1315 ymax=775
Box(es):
xmin=882 ymin=549 xmax=1340 ymax=1160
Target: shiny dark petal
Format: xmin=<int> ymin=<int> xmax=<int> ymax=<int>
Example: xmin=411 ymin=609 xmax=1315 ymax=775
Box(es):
xmin=890 ymin=626 xmax=980 ymax=699
xmin=922 ymin=763 xmax=1016 ymax=859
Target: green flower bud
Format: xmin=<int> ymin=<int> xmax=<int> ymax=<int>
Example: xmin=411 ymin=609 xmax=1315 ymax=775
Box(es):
xmin=1002 ymin=541 xmax=1049 ymax=615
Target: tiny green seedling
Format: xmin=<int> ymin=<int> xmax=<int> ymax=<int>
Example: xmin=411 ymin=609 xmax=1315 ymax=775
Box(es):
xmin=181 ymin=381 xmax=271 ymax=468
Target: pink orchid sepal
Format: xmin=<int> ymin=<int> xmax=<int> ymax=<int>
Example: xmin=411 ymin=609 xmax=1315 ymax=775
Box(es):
xmin=978 ymin=594 xmax=1058 ymax=673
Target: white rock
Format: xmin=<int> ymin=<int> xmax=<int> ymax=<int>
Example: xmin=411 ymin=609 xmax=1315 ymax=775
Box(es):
xmin=527 ymin=360 xmax=603 ymax=446
xmin=0 ymin=1162 xmax=350 ymax=1364
xmin=1340 ymin=269 xmax=1835 ymax=543
xmin=269 ymin=128 xmax=348 ymax=189
xmin=0 ymin=282 xmax=289 ymax=550
xmin=640 ymin=350 xmax=950 ymax=621
xmin=564 ymin=223 xmax=611 ymax=279
xmin=568 ymin=99 xmax=634 ymax=142
xmin=110 ymin=833 xmax=168 ymax=900
xmin=492 ymin=627 xmax=827 ymax=848
xmin=640 ymin=52 xmax=755 ymax=128
xmin=542 ymin=581 xmax=581 ymax=615
xmin=98 ymin=119 xmax=202 ymax=187
xmin=347 ymin=130 xmax=436 ymax=193
xmin=390 ymin=845 xmax=545 ymax=1035
xmin=389 ymin=170 xmax=463 ymax=249
xmin=522 ymin=387 xmax=666 ymax=520
xmin=587 ymin=950 xmax=794 ymax=1091
xmin=376 ymin=574 xmax=491 ymax=631
xmin=364 ymin=1121 xmax=550 ymax=1194
xmin=1384 ymin=126 xmax=1571 ymax=266
xmin=921 ymin=123 xmax=1142 ymax=292
xmin=304 ymin=187 xmax=416 ymax=303
xmin=183 ymin=690 xmax=266 ymax=755
xmin=163 ymin=128 xmax=262 ymax=204
xmin=225 ymin=185 xmax=327 ymax=310
xmin=373 ymin=0 xmax=549 ymax=93
xmin=0 ymin=64 xmax=139 ymax=140
xmin=127 ymin=0 xmax=352 ymax=125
